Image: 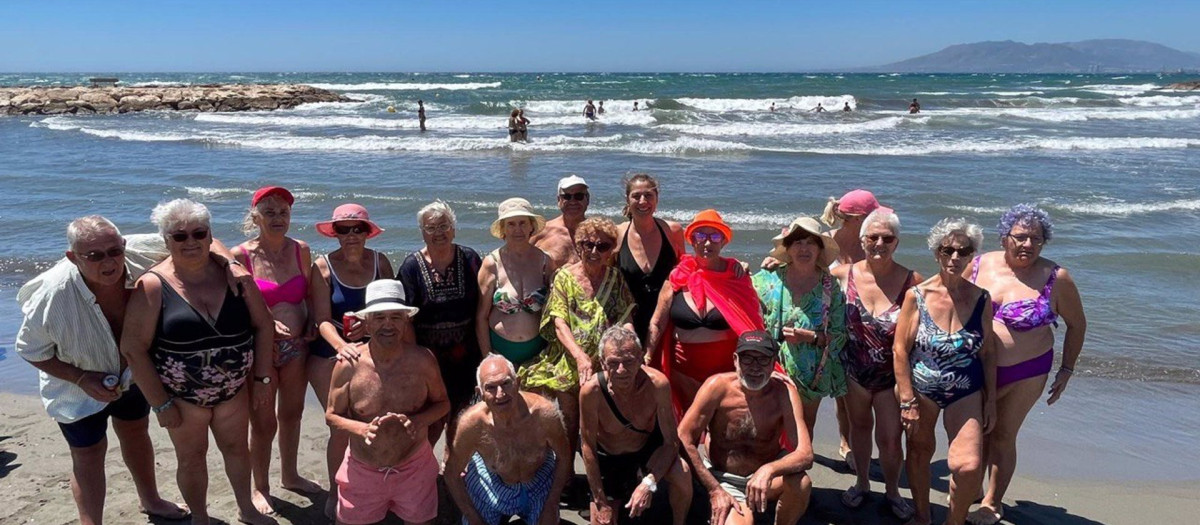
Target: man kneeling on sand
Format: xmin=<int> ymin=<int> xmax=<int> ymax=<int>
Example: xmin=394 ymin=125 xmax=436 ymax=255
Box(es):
xmin=445 ymin=354 xmax=572 ymax=525
xmin=326 ymin=280 xmax=450 ymax=525
xmin=581 ymin=326 xmax=693 ymax=525
xmin=679 ymin=330 xmax=813 ymax=525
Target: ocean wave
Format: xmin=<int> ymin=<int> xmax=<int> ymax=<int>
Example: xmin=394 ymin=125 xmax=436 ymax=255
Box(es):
xmin=128 ymin=81 xmax=190 ymax=87
xmin=950 ymin=198 xmax=1200 ymax=217
xmin=516 ymin=99 xmax=644 ymax=114
xmin=931 ymin=106 xmax=1200 ymax=122
xmin=35 ymin=118 xmax=200 ymax=142
xmin=675 ymin=95 xmax=856 ymax=112
xmin=193 ymin=111 xmax=656 ymax=130
xmin=1117 ymin=95 xmax=1200 ymax=107
xmin=186 ymin=186 xmax=250 ymax=200
xmin=307 ymin=82 xmax=502 ymax=91
xmin=1076 ymin=83 xmax=1159 ymax=96
xmin=807 ymin=136 xmax=1200 ymax=156
xmin=660 ymin=117 xmax=915 ymax=137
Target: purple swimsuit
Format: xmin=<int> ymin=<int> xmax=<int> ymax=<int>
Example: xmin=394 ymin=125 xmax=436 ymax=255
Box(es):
xmin=970 ymin=256 xmax=1060 ymax=387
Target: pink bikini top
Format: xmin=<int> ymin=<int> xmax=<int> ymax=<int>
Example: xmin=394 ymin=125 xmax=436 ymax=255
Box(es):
xmin=970 ymin=255 xmax=1058 ymax=332
xmin=247 ymin=243 xmax=308 ymax=307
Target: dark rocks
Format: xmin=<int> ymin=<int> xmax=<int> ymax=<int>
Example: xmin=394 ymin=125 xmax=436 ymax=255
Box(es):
xmin=1 ymin=84 xmax=351 ymax=115
xmin=1164 ymin=81 xmax=1200 ymax=91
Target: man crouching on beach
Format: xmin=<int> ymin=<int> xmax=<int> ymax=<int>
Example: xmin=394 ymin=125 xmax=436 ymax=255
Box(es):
xmin=325 ymin=280 xmax=449 ymax=525
xmin=15 ymin=216 xmax=188 ymax=524
xmin=444 ymin=354 xmax=572 ymax=525
xmin=678 ymin=330 xmax=812 ymax=525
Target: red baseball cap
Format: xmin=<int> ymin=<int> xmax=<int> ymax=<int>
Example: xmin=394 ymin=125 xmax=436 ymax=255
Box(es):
xmin=252 ymin=186 xmax=294 ymax=207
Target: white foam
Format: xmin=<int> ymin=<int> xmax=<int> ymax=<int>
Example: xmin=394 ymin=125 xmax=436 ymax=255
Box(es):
xmin=660 ymin=117 xmax=914 ymax=137
xmin=186 ymin=187 xmax=250 ymax=200
xmin=128 ymin=81 xmax=189 ymax=87
xmin=929 ymin=106 xmax=1200 ymax=122
xmin=193 ymin=112 xmax=655 ymax=130
xmin=1053 ymin=198 xmax=1200 ymax=216
xmin=981 ymin=91 xmax=1043 ymax=96
xmin=1077 ymin=83 xmax=1159 ymax=96
xmin=35 ymin=119 xmax=199 ymax=142
xmin=676 ymin=95 xmax=856 ymax=112
xmin=1118 ymin=95 xmax=1200 ymax=107
xmin=307 ymin=82 xmax=502 ymax=91
xmin=802 ymin=136 xmax=1200 ymax=156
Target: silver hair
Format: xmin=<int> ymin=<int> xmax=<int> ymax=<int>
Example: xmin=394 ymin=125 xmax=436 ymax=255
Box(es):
xmin=860 ymin=208 xmax=900 ymax=237
xmin=66 ymin=215 xmax=121 ymax=250
xmin=151 ymin=199 xmax=211 ymax=236
xmin=599 ymin=326 xmax=643 ymax=357
xmin=926 ymin=217 xmax=983 ymax=253
xmin=417 ymin=199 xmax=457 ymax=228
xmin=475 ymin=353 xmax=517 ymax=387
xmin=241 ymin=194 xmax=289 ymax=237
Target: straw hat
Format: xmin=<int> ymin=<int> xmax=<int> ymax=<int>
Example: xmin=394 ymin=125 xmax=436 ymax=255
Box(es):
xmin=315 ymin=203 xmax=384 ymax=239
xmin=769 ymin=216 xmax=840 ymax=267
xmin=354 ymin=280 xmax=419 ymax=318
xmin=490 ymin=198 xmax=546 ymax=239
xmin=684 ymin=209 xmax=733 ymax=243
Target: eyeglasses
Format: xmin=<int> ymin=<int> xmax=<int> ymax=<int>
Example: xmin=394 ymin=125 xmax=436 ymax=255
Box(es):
xmin=334 ymin=223 xmax=369 ymax=235
xmin=579 ymin=240 xmax=614 ymax=252
xmin=78 ymin=246 xmax=125 ymax=262
xmin=169 ymin=229 xmax=209 ymax=242
xmin=691 ymin=231 xmax=726 ymax=244
xmin=864 ymin=234 xmax=897 ymax=244
xmin=421 ymin=222 xmax=452 ymax=234
xmin=937 ymin=245 xmax=975 ymax=258
xmin=737 ymin=354 xmax=775 ymax=367
xmin=1006 ymin=234 xmax=1045 ymax=246
xmin=559 ymin=192 xmax=589 ymax=201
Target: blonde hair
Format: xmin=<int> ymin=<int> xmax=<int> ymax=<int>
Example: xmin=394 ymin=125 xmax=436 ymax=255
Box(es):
xmin=241 ymin=194 xmax=289 ymax=237
xmin=820 ymin=196 xmax=843 ymax=228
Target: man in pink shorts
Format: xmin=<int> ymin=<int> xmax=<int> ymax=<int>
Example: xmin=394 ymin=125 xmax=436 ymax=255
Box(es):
xmin=326 ymin=281 xmax=450 ymax=525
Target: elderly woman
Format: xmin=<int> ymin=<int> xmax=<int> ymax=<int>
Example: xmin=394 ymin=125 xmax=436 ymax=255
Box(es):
xmin=645 ymin=209 xmax=763 ymax=416
xmin=120 ymin=199 xmax=276 ymax=525
xmin=476 ymin=198 xmax=554 ymax=368
xmin=520 ymin=218 xmax=635 ymax=453
xmin=508 ymin=109 xmax=522 ymax=142
xmin=231 ymin=186 xmax=320 ymax=513
xmin=831 ymin=208 xmax=921 ymax=519
xmin=615 ymin=173 xmax=686 ymax=342
xmin=398 ymin=200 xmax=482 ymax=453
xmin=307 ymin=202 xmax=393 ymax=518
xmin=965 ymin=205 xmax=1086 ymax=525
xmin=752 ymin=217 xmax=848 ymax=437
xmin=894 ymin=218 xmax=997 ymax=525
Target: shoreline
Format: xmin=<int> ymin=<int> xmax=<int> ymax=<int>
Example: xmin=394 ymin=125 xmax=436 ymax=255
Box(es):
xmin=0 ymin=84 xmax=351 ymax=115
xmin=1 ymin=392 xmax=1196 ymax=525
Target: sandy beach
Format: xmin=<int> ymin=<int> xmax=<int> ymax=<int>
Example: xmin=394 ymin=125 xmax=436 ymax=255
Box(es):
xmin=1 ymin=392 xmax=1195 ymax=525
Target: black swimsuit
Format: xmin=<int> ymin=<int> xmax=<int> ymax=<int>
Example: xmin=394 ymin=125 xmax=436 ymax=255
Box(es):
xmin=669 ymin=293 xmax=730 ymax=331
xmin=618 ymin=220 xmax=678 ymax=340
xmin=595 ymin=370 xmax=664 ymax=502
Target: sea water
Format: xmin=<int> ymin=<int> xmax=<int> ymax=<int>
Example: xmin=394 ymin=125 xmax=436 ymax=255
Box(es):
xmin=1 ymin=72 xmax=1197 ymax=479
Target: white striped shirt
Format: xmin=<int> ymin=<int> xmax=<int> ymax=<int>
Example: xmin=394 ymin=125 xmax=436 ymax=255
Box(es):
xmin=15 ymin=234 xmax=167 ymax=423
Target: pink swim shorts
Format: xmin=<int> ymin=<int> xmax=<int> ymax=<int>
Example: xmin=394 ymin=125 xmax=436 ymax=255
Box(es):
xmin=335 ymin=439 xmax=438 ymax=524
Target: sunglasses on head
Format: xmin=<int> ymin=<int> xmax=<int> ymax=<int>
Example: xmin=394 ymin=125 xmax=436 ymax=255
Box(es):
xmin=864 ymin=234 xmax=897 ymax=244
xmin=169 ymin=229 xmax=209 ymax=242
xmin=78 ymin=246 xmax=125 ymax=262
xmin=579 ymin=240 xmax=614 ymax=252
xmin=691 ymin=231 xmax=726 ymax=244
xmin=334 ymin=223 xmax=369 ymax=235
xmin=559 ymin=192 xmax=588 ymax=201
xmin=937 ymin=245 xmax=975 ymax=258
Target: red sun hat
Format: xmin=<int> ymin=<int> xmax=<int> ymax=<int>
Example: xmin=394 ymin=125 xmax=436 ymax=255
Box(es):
xmin=252 ymin=186 xmax=295 ymax=207
xmin=685 ymin=209 xmax=734 ymax=242
xmin=315 ymin=203 xmax=384 ymax=239
xmin=837 ymin=189 xmax=880 ymax=216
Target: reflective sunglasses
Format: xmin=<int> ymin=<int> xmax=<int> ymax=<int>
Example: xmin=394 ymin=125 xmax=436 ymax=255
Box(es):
xmin=334 ymin=223 xmax=369 ymax=235
xmin=169 ymin=229 xmax=209 ymax=242
xmin=691 ymin=231 xmax=726 ymax=244
xmin=579 ymin=240 xmax=614 ymax=252
xmin=937 ymin=245 xmax=975 ymax=258
xmin=559 ymin=192 xmax=589 ymax=201
xmin=864 ymin=234 xmax=897 ymax=244
xmin=78 ymin=246 xmax=125 ymax=262
xmin=421 ymin=222 xmax=452 ymax=234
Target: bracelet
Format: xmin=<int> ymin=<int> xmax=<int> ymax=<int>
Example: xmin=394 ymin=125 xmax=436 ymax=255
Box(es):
xmin=1059 ymin=366 xmax=1074 ymax=375
xmin=151 ymin=396 xmax=175 ymax=414
xmin=899 ymin=398 xmax=918 ymax=409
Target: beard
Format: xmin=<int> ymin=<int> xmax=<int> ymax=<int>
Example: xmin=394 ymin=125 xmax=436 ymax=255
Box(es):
xmin=739 ymin=373 xmax=770 ymax=391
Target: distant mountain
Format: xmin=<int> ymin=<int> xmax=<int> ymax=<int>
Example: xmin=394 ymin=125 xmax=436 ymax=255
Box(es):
xmin=865 ymin=39 xmax=1200 ymax=73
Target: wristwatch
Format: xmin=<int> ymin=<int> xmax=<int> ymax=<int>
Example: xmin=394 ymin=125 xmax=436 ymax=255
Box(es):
xmin=151 ymin=396 xmax=175 ymax=414
xmin=254 ymin=376 xmax=272 ymax=385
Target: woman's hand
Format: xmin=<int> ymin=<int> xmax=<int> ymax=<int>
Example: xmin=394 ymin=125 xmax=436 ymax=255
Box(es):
xmin=983 ymin=397 xmax=997 ymax=434
xmin=335 ymin=343 xmax=361 ymax=362
xmin=156 ymin=404 xmax=181 ymax=429
xmin=273 ymin=320 xmax=293 ymax=340
xmin=1047 ymin=367 xmax=1073 ymax=405
xmin=574 ymin=352 xmax=594 ymax=385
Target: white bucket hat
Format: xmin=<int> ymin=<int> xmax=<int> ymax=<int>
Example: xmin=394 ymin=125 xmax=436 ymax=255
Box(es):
xmin=490 ymin=197 xmax=547 ymax=239
xmin=354 ymin=280 xmax=419 ymax=318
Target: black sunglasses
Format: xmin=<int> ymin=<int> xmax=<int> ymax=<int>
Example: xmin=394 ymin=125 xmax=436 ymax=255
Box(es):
xmin=559 ymin=192 xmax=589 ymax=201
xmin=938 ymin=246 xmax=975 ymax=258
xmin=78 ymin=246 xmax=125 ymax=262
xmin=334 ymin=223 xmax=369 ymax=235
xmin=169 ymin=229 xmax=209 ymax=242
xmin=737 ymin=354 xmax=775 ymax=367
xmin=579 ymin=240 xmax=614 ymax=252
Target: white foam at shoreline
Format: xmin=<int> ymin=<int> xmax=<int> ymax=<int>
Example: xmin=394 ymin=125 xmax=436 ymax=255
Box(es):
xmin=1077 ymin=83 xmax=1159 ymax=96
xmin=307 ymin=82 xmax=501 ymax=91
xmin=660 ymin=117 xmax=915 ymax=137
xmin=949 ymin=199 xmax=1200 ymax=217
xmin=676 ymin=95 xmax=856 ymax=112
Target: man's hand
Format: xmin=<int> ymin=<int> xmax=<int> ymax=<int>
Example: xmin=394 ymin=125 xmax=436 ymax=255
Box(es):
xmin=709 ymin=488 xmax=743 ymax=525
xmin=77 ymin=372 xmax=121 ymax=402
xmin=362 ymin=416 xmax=382 ymax=445
xmin=745 ymin=463 xmax=776 ymax=513
xmin=760 ymin=255 xmax=782 ymax=271
xmin=625 ymin=482 xmax=653 ymax=518
xmin=594 ymin=500 xmax=615 ymax=525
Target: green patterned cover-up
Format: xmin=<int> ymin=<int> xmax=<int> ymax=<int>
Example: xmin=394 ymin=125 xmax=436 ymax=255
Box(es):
xmin=518 ymin=266 xmax=635 ymax=392
xmin=752 ymin=267 xmax=848 ymax=401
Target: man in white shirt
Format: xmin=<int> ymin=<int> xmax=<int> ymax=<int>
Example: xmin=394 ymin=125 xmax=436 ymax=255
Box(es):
xmin=16 ymin=216 xmax=187 ymax=524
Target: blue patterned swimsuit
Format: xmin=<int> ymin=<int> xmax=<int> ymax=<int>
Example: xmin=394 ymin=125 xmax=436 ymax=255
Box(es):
xmin=910 ymin=289 xmax=989 ymax=408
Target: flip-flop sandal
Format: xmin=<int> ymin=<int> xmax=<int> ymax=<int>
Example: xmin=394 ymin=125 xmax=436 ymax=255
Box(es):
xmin=888 ymin=496 xmax=915 ymax=521
xmin=967 ymin=505 xmax=1003 ymax=525
xmin=840 ymin=485 xmax=868 ymax=508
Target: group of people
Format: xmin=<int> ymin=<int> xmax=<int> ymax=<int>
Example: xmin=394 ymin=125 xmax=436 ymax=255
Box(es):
xmin=16 ymin=175 xmax=1086 ymax=525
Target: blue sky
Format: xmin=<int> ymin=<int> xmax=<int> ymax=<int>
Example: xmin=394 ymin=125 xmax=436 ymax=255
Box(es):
xmin=4 ymin=0 xmax=1199 ymax=72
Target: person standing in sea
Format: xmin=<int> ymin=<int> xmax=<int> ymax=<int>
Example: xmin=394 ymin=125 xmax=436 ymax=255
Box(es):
xmin=417 ymin=99 xmax=427 ymax=131
xmin=909 ymin=98 xmax=921 ymax=113
xmin=584 ymin=99 xmax=598 ymax=120
xmin=16 ymin=216 xmax=190 ymax=524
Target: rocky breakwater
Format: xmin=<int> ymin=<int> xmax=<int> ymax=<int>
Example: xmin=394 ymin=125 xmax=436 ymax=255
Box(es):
xmin=0 ymin=84 xmax=352 ymax=115
xmin=1164 ymin=80 xmax=1200 ymax=91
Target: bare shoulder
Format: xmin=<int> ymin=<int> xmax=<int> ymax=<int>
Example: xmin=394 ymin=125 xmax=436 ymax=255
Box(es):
xmin=830 ymin=262 xmax=851 ymax=281
xmin=457 ymin=402 xmax=488 ymax=430
xmin=579 ymin=374 xmax=601 ymax=398
xmin=643 ymin=366 xmax=672 ymax=391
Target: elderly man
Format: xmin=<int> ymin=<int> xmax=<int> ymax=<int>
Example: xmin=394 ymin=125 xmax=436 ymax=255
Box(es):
xmin=532 ymin=174 xmax=589 ymax=267
xmin=445 ymin=354 xmax=572 ymax=525
xmin=326 ymin=280 xmax=449 ymax=525
xmin=580 ymin=326 xmax=692 ymax=525
xmin=15 ymin=216 xmax=188 ymax=524
xmin=678 ymin=330 xmax=813 ymax=525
